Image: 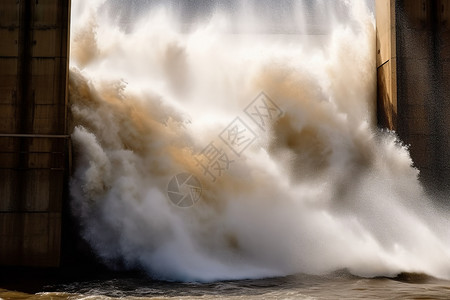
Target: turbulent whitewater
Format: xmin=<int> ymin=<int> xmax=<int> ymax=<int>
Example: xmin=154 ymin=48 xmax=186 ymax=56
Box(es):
xmin=68 ymin=0 xmax=450 ymax=282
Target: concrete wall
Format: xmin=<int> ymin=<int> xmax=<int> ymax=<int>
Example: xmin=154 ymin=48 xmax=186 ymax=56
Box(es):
xmin=0 ymin=0 xmax=70 ymax=266
xmin=377 ymin=0 xmax=450 ymax=194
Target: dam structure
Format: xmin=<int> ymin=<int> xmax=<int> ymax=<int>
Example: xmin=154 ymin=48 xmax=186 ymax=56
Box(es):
xmin=0 ymin=0 xmax=449 ymax=267
xmin=376 ymin=0 xmax=450 ymax=194
xmin=0 ymin=1 xmax=70 ymax=266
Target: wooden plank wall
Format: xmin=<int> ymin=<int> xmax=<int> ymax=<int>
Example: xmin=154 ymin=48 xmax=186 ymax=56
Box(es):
xmin=0 ymin=0 xmax=70 ymax=267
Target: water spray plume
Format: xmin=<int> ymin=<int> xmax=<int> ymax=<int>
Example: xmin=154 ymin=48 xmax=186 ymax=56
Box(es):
xmin=69 ymin=0 xmax=450 ymax=282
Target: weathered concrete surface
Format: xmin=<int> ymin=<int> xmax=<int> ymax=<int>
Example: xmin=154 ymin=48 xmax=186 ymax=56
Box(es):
xmin=0 ymin=0 xmax=70 ymax=267
xmin=377 ymin=0 xmax=450 ymax=194
xmin=376 ymin=0 xmax=397 ymax=130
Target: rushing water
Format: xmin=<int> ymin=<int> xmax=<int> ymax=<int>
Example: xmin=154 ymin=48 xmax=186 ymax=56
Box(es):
xmin=2 ymin=271 xmax=450 ymax=299
xmin=4 ymin=0 xmax=448 ymax=298
xmin=67 ymin=0 xmax=450 ymax=282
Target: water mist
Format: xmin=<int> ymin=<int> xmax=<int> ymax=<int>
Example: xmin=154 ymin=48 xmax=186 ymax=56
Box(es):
xmin=68 ymin=0 xmax=450 ymax=282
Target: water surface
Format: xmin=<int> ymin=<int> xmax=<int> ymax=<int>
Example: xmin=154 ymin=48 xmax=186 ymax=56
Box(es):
xmin=2 ymin=272 xmax=450 ymax=299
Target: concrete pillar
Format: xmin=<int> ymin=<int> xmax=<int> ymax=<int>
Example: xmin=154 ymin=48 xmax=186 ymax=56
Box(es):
xmin=377 ymin=0 xmax=450 ymax=195
xmin=0 ymin=0 xmax=70 ymax=267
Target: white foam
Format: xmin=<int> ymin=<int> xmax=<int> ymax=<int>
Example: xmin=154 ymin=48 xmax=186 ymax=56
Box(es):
xmin=69 ymin=0 xmax=450 ymax=282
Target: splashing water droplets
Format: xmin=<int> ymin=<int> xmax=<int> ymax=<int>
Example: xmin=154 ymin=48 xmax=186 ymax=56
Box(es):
xmin=69 ymin=0 xmax=450 ymax=282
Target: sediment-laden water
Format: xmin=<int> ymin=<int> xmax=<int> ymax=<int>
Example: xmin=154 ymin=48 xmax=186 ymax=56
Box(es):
xmin=2 ymin=272 xmax=450 ymax=299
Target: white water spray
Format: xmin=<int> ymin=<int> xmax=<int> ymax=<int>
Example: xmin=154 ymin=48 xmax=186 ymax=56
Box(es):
xmin=69 ymin=0 xmax=450 ymax=282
